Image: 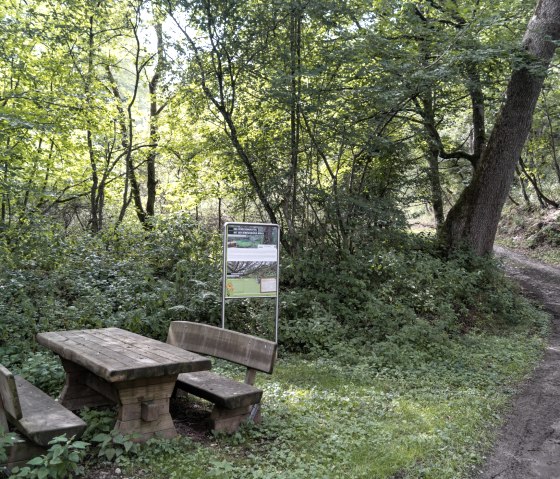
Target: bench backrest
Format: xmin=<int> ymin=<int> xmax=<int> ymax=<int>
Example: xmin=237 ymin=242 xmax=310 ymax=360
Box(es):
xmin=0 ymin=364 xmax=22 ymax=421
xmin=167 ymin=321 xmax=277 ymax=374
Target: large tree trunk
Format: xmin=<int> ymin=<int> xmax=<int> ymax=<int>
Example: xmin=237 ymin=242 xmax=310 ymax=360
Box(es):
xmin=440 ymin=0 xmax=560 ymax=255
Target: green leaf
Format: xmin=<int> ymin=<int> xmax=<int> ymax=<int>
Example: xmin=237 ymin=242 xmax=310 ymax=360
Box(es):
xmin=112 ymin=434 xmax=126 ymax=445
xmin=68 ymin=451 xmax=80 ymax=462
xmin=91 ymin=433 xmax=109 ymax=443
xmin=27 ymin=456 xmax=45 ymax=466
xmin=104 ymin=447 xmax=116 ymax=461
xmin=72 ymin=441 xmax=90 ymax=449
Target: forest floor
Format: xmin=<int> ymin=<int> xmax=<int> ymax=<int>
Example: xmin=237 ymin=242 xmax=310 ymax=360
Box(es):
xmin=477 ymin=246 xmax=560 ymax=479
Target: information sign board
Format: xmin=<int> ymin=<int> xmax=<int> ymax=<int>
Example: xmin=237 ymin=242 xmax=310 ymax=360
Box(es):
xmin=221 ymin=222 xmax=280 ymax=342
xmin=223 ymin=223 xmax=279 ymax=298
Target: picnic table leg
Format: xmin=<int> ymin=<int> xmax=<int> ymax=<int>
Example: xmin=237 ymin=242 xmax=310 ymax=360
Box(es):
xmin=113 ymin=375 xmax=178 ymax=441
xmin=58 ymin=359 xmax=115 ymax=410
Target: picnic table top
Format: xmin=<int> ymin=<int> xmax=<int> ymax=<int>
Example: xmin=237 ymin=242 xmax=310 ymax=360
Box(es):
xmin=36 ymin=327 xmax=212 ymax=383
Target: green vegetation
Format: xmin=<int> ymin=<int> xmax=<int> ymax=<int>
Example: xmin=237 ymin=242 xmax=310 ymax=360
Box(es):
xmin=0 ymin=220 xmax=550 ymax=478
xmin=10 ymin=436 xmax=89 ymax=479
xmin=498 ymin=206 xmax=560 ymax=266
xmin=0 ymin=0 xmax=558 ymax=476
xmin=121 ymin=330 xmax=546 ymax=479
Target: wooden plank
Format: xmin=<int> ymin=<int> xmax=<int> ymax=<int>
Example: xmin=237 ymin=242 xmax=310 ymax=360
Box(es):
xmin=97 ymin=328 xmax=215 ymax=373
xmin=37 ymin=332 xmax=128 ymax=381
xmin=15 ymin=376 xmax=86 ymax=447
xmin=59 ymin=393 xmax=114 ymax=411
xmin=0 ymin=395 xmax=9 ymax=433
xmin=210 ymin=405 xmax=253 ymax=433
xmin=117 ymin=398 xmax=169 ymax=422
xmin=114 ymin=376 xmax=176 ymax=405
xmin=58 ymin=359 xmax=115 ymax=410
xmin=167 ymin=321 xmax=277 ymax=373
xmin=141 ymin=402 xmax=159 ymax=422
xmin=245 ymin=368 xmax=257 ymax=386
xmin=83 ymin=372 xmax=119 ymax=403
xmin=210 ymin=403 xmax=262 ymax=433
xmin=105 ymin=329 xmax=205 ymax=363
xmin=115 ymin=413 xmax=175 ymax=435
xmin=38 ymin=328 xmax=211 ymax=382
xmin=0 ymin=364 xmax=22 ymax=420
xmin=79 ymin=330 xmax=163 ymax=367
xmin=176 ymin=371 xmax=263 ymax=409
xmin=210 ymin=404 xmax=251 ymax=419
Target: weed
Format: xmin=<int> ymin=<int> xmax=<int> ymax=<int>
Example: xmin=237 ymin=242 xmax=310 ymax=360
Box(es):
xmin=10 ymin=435 xmax=89 ymax=479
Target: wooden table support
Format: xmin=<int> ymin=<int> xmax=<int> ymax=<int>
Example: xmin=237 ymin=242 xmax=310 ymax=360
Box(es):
xmin=37 ymin=328 xmax=211 ymax=442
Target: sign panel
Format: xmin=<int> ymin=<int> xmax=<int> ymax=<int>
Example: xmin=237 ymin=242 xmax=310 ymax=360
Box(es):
xmin=223 ymin=223 xmax=279 ymax=298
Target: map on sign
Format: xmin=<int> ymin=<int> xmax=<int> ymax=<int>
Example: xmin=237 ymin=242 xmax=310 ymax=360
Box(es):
xmin=224 ymin=223 xmax=279 ymax=298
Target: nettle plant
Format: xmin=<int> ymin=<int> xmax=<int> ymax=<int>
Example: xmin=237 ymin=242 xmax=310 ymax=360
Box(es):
xmin=10 ymin=435 xmax=89 ymax=479
xmin=79 ymin=408 xmax=139 ymax=464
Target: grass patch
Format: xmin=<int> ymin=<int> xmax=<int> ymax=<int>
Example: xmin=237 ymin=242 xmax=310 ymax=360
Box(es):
xmin=120 ymin=327 xmax=547 ymax=479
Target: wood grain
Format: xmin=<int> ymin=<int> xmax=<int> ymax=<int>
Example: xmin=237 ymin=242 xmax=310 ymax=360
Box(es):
xmin=176 ymin=371 xmax=263 ymax=409
xmin=0 ymin=364 xmax=22 ymax=420
xmin=167 ymin=321 xmax=277 ymax=373
xmin=10 ymin=376 xmax=86 ymax=447
xmin=37 ymin=328 xmax=211 ymax=382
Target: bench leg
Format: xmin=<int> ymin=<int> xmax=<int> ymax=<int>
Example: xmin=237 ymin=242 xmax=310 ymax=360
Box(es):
xmin=1 ymin=433 xmax=45 ymax=470
xmin=210 ymin=403 xmax=261 ymax=433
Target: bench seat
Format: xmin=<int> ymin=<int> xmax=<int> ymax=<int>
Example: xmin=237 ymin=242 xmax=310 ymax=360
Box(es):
xmin=1 ymin=362 xmax=86 ymax=469
xmin=176 ymin=371 xmax=263 ymax=409
xmin=167 ymin=321 xmax=277 ymax=432
xmin=14 ymin=376 xmax=86 ymax=447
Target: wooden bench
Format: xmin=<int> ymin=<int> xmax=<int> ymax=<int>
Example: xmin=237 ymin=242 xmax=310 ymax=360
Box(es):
xmin=166 ymin=321 xmax=277 ymax=433
xmin=0 ymin=364 xmax=87 ymax=468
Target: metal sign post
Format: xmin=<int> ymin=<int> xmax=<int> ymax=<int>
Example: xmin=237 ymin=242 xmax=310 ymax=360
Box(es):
xmin=221 ymin=222 xmax=280 ymax=342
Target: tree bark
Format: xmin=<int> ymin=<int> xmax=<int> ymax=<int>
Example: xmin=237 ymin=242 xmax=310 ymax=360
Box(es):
xmin=440 ymin=0 xmax=560 ymax=255
xmin=146 ymin=19 xmax=164 ymax=219
xmin=417 ymin=92 xmax=445 ymax=228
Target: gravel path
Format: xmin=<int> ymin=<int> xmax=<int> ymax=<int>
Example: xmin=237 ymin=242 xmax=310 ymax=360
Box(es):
xmin=477 ymin=246 xmax=560 ymax=479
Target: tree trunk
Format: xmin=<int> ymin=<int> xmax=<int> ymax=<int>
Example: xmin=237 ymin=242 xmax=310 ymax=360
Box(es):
xmin=519 ymin=156 xmax=559 ymax=208
xmin=285 ymin=0 xmax=302 ymax=244
xmin=146 ymin=20 xmax=164 ymax=219
xmin=440 ymin=0 xmax=560 ymax=255
xmin=466 ymin=61 xmax=486 ymax=167
xmin=542 ymin=91 xmax=560 ymax=184
xmin=417 ymin=92 xmax=445 ymax=228
xmin=516 ymin=165 xmax=532 ymax=207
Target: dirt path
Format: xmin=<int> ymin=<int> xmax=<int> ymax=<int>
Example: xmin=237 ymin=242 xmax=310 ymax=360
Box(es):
xmin=477 ymin=246 xmax=560 ymax=479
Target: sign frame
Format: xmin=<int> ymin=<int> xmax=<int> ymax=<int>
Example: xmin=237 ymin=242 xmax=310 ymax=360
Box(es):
xmin=221 ymin=222 xmax=280 ymax=342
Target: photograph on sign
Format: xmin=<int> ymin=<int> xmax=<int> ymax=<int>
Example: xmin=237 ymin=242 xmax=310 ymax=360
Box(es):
xmin=225 ymin=224 xmax=279 ymax=298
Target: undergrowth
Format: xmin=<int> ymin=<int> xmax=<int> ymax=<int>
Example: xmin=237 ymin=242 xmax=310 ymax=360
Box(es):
xmin=0 ymin=216 xmax=551 ymax=478
xmin=497 ymin=205 xmax=560 ymax=265
xmin=123 ymin=325 xmax=546 ymax=479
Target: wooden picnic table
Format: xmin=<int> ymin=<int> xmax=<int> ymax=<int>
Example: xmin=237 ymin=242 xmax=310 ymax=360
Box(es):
xmin=36 ymin=327 xmax=212 ymax=441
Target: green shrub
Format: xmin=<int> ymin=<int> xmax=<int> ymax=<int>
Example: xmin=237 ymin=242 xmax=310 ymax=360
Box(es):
xmin=280 ymin=234 xmax=545 ymax=360
xmin=16 ymin=352 xmax=65 ymax=397
xmin=10 ymin=435 xmax=89 ymax=479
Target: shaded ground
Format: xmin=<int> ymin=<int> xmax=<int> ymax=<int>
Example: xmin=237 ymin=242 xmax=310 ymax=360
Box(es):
xmin=82 ymin=398 xmax=213 ymax=479
xmin=477 ymin=246 xmax=560 ymax=479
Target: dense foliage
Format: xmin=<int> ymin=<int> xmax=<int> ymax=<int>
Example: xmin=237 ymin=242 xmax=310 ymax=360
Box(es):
xmin=0 ymin=217 xmax=550 ymax=478
xmin=0 ymin=217 xmax=540 ymax=358
xmin=0 ymin=0 xmax=558 ymax=476
xmin=1 ymin=0 xmax=558 ymax=248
